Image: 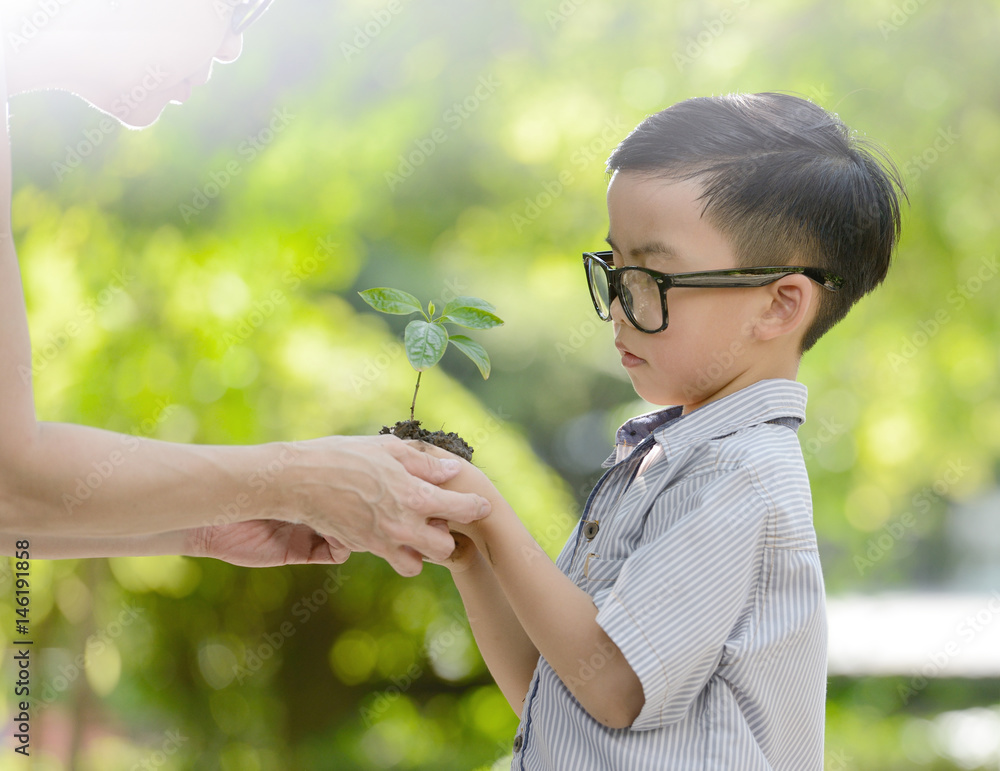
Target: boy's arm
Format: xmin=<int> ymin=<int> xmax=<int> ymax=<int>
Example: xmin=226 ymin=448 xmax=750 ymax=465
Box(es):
xmin=438 ymin=459 xmax=644 ymax=729
xmin=435 ymin=532 xmax=539 ymax=716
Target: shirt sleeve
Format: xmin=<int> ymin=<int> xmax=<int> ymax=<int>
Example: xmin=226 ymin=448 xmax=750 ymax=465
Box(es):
xmin=594 ymin=463 xmax=769 ymax=731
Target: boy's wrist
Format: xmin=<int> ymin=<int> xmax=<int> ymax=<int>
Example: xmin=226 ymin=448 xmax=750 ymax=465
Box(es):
xmin=466 ymin=496 xmax=527 ymax=569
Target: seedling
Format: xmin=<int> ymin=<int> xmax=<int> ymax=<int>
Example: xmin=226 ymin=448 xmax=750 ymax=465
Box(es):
xmin=358 ymin=287 xmax=504 ymax=459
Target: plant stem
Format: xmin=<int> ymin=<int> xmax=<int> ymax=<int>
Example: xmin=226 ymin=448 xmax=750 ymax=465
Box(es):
xmin=410 ymin=371 xmax=422 ymax=421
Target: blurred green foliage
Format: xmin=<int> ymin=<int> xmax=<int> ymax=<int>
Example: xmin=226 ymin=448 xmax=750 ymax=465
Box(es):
xmin=1 ymin=0 xmax=999 ymax=768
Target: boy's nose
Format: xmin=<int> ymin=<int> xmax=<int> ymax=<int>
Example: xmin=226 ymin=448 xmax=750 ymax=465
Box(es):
xmin=609 ymin=297 xmax=632 ymax=328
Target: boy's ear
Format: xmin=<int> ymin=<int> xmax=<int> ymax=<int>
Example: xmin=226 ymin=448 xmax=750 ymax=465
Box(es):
xmin=752 ymin=275 xmax=815 ymax=343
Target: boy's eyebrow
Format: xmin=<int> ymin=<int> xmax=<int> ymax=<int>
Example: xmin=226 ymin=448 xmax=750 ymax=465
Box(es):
xmin=604 ymin=235 xmax=679 ymax=261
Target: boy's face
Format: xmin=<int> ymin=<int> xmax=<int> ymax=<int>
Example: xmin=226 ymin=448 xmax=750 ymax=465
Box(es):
xmin=605 ymin=171 xmax=768 ymax=411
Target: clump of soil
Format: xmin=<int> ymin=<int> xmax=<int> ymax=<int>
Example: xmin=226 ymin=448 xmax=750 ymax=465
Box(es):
xmin=380 ymin=419 xmax=474 ymax=461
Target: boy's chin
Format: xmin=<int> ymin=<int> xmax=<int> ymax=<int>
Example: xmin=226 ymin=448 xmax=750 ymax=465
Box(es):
xmin=629 ymin=381 xmax=687 ymax=409
xmin=630 ymin=376 xmax=712 ymax=409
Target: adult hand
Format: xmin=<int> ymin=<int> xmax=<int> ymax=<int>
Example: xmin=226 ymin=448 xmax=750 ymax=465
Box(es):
xmin=402 ymin=441 xmax=500 ymax=544
xmin=187 ymin=520 xmax=352 ymax=568
xmin=285 ymin=435 xmax=491 ymax=577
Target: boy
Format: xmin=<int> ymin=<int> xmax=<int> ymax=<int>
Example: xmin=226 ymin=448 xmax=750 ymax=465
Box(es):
xmin=428 ymin=92 xmax=904 ymax=770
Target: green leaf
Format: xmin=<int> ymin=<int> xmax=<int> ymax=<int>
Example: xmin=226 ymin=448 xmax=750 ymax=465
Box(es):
xmin=358 ymin=287 xmax=423 ymax=316
xmin=448 ymin=334 xmax=491 ymax=379
xmin=439 ymin=306 xmax=505 ymax=330
xmin=442 ymin=296 xmax=498 ymax=315
xmin=404 ymin=320 xmax=448 ymax=371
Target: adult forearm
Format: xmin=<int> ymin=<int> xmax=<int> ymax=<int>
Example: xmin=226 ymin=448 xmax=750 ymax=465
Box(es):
xmin=451 ymin=554 xmax=539 ymax=716
xmin=0 ymin=421 xmax=289 ymax=538
xmin=0 ymin=530 xmax=189 ymax=560
xmin=0 ymin=423 xmax=486 ymax=572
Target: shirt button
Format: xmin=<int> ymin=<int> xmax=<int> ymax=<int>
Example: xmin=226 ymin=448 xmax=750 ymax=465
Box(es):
xmin=583 ymin=521 xmax=599 ymax=540
xmin=512 ymin=734 xmax=523 ymax=752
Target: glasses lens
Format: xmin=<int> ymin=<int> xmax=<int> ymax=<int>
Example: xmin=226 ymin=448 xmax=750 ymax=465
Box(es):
xmin=586 ymin=257 xmax=611 ymax=319
xmin=620 ymin=269 xmax=663 ymax=331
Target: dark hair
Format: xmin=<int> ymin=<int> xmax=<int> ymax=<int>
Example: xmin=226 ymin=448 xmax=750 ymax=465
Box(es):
xmin=605 ymin=92 xmax=906 ymax=352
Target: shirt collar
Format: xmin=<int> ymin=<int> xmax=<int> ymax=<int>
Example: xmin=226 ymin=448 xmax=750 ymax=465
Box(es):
xmin=606 ymin=379 xmax=808 ymax=466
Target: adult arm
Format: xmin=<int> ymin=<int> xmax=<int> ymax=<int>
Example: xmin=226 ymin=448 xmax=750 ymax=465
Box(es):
xmin=3 ymin=518 xmax=357 ymax=566
xmin=0 ymin=421 xmax=488 ymax=576
xmin=434 ymin=456 xmax=644 ymax=729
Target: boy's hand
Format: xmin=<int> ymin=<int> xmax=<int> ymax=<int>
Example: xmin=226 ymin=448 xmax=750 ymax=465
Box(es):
xmin=423 ymin=522 xmax=482 ymax=574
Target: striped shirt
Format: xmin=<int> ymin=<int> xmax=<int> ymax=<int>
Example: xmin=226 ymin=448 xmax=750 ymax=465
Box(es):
xmin=512 ymin=379 xmax=826 ymax=770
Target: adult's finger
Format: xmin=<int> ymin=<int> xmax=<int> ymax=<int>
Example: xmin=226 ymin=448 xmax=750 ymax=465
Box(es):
xmin=322 ymin=535 xmax=352 ymax=564
xmin=384 ymin=544 xmax=426 ymax=577
xmin=395 ymin=515 xmax=463 ymax=564
xmin=389 ymin=438 xmax=464 ymax=485
xmin=409 ymin=483 xmax=491 ymax=527
xmin=384 ymin=438 xmax=490 ymax=521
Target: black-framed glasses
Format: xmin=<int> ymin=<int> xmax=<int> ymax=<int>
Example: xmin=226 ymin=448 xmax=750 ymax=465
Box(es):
xmin=583 ymin=251 xmax=843 ymax=334
xmin=231 ymin=0 xmax=273 ymax=34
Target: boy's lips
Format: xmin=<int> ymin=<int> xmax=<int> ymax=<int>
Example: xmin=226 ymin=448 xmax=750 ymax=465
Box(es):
xmin=615 ymin=340 xmax=646 ymax=368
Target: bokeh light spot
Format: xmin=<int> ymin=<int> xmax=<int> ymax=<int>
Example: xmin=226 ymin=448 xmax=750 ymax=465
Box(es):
xmin=330 ymin=629 xmax=378 ymax=685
